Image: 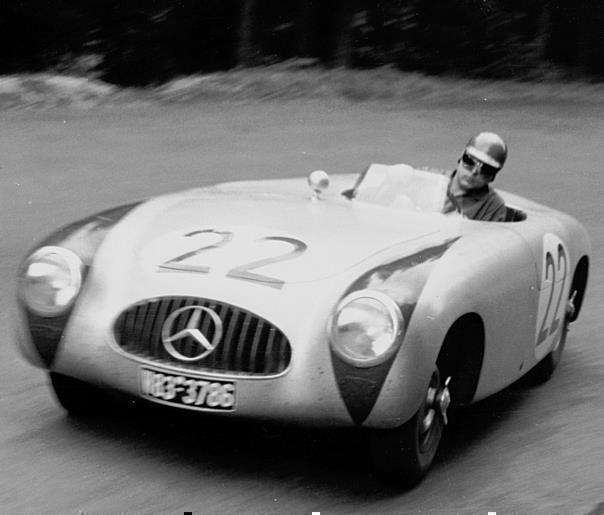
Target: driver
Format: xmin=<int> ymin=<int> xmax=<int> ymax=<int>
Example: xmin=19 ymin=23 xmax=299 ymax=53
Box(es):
xmin=443 ymin=132 xmax=508 ymax=222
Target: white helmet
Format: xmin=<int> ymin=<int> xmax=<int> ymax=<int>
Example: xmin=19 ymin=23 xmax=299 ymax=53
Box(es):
xmin=464 ymin=132 xmax=507 ymax=171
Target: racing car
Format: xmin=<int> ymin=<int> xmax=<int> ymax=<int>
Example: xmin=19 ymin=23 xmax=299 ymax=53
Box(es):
xmin=15 ymin=163 xmax=590 ymax=486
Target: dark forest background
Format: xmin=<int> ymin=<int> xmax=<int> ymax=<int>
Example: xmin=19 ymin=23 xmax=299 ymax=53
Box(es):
xmin=1 ymin=0 xmax=603 ymax=86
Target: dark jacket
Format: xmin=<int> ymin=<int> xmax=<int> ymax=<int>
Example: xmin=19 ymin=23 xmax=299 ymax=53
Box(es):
xmin=442 ymin=170 xmax=507 ymax=222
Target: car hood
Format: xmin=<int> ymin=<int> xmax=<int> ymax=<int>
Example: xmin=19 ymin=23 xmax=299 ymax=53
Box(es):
xmin=100 ymin=184 xmax=457 ymax=285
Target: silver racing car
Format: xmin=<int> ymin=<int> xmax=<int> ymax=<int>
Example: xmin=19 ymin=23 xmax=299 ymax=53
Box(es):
xmin=15 ymin=164 xmax=590 ymax=486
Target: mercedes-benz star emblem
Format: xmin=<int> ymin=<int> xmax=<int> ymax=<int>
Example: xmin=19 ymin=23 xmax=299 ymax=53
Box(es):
xmin=161 ymin=305 xmax=223 ymax=362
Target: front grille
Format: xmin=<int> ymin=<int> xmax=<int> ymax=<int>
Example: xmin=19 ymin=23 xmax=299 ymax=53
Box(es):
xmin=114 ymin=297 xmax=291 ymax=376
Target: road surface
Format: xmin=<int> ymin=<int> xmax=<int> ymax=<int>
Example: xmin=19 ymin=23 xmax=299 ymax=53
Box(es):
xmin=1 ymin=98 xmax=603 ymax=514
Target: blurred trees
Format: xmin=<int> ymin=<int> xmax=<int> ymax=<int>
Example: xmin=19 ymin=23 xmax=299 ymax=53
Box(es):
xmin=0 ymin=0 xmax=602 ymax=85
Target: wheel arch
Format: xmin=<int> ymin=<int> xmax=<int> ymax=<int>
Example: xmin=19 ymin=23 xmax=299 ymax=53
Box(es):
xmin=436 ymin=313 xmax=485 ymax=406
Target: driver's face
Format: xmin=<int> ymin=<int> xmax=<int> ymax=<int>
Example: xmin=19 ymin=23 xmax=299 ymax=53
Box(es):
xmin=454 ymin=154 xmax=495 ymax=191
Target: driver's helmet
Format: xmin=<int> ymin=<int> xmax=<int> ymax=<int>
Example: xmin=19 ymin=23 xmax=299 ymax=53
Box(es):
xmin=464 ymin=132 xmax=507 ymax=171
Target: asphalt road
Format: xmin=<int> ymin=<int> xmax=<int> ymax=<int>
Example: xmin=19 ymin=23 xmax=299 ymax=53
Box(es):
xmin=1 ymin=98 xmax=603 ymax=514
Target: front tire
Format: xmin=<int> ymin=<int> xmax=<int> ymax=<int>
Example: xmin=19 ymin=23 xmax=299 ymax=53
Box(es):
xmin=49 ymin=372 xmax=110 ymax=415
xmin=370 ymin=370 xmax=444 ymax=487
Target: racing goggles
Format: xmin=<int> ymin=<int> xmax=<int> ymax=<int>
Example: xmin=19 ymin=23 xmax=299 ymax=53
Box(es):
xmin=461 ymin=153 xmax=498 ymax=178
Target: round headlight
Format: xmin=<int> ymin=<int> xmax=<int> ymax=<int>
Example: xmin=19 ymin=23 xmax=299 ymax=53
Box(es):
xmin=19 ymin=246 xmax=83 ymax=317
xmin=330 ymin=290 xmax=404 ymax=367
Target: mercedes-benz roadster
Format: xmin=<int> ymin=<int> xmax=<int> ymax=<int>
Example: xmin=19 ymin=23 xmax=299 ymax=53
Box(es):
xmin=15 ymin=164 xmax=590 ymax=486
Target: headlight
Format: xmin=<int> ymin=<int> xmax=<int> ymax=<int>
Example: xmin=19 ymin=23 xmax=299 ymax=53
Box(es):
xmin=19 ymin=246 xmax=83 ymax=317
xmin=330 ymin=290 xmax=404 ymax=367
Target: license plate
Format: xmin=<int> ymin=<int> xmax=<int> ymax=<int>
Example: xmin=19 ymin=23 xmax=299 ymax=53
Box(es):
xmin=139 ymin=367 xmax=236 ymax=411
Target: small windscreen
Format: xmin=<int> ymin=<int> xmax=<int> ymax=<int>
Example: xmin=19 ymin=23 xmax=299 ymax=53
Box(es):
xmin=352 ymin=163 xmax=449 ymax=213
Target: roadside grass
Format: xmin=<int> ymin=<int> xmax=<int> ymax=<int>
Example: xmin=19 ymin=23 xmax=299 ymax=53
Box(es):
xmin=1 ymin=63 xmax=603 ymax=109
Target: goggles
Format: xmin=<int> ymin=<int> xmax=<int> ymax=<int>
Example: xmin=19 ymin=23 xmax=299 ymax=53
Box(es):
xmin=461 ymin=152 xmax=498 ymax=178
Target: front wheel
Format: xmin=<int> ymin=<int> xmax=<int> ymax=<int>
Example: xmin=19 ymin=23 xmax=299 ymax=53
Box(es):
xmin=370 ymin=370 xmax=446 ymax=487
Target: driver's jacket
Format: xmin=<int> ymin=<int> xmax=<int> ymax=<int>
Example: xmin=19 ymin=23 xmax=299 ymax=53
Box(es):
xmin=442 ymin=170 xmax=507 ymax=222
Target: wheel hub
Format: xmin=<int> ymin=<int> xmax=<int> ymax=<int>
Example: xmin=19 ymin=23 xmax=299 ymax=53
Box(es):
xmin=567 ymin=290 xmax=577 ymax=320
xmin=427 ymin=376 xmax=451 ymax=425
xmin=422 ymin=408 xmax=436 ymax=433
xmin=436 ymin=384 xmax=451 ymax=425
xmin=419 ymin=374 xmax=451 ymax=453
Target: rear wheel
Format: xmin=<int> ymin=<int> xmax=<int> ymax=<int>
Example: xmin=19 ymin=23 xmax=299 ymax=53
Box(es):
xmin=530 ymin=324 xmax=568 ymax=384
xmin=529 ymin=284 xmax=580 ymax=384
xmin=49 ymin=372 xmax=110 ymax=415
xmin=370 ymin=370 xmax=447 ymax=487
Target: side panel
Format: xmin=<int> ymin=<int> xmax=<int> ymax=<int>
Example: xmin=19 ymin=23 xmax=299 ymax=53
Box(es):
xmin=501 ymin=210 xmax=591 ymax=363
xmin=366 ymin=224 xmax=539 ymax=426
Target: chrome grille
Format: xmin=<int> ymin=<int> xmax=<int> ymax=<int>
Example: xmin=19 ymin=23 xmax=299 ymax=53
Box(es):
xmin=114 ymin=297 xmax=291 ymax=375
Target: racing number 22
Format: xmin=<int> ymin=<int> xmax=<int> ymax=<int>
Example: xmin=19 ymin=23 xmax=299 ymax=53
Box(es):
xmin=159 ymin=229 xmax=307 ymax=288
xmin=537 ymin=243 xmax=567 ymax=346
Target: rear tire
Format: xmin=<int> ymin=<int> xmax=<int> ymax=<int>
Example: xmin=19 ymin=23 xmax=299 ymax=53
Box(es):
xmin=529 ymin=325 xmax=567 ymax=384
xmin=528 ymin=267 xmax=585 ymax=385
xmin=370 ymin=370 xmax=444 ymax=487
xmin=49 ymin=372 xmax=110 ymax=415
